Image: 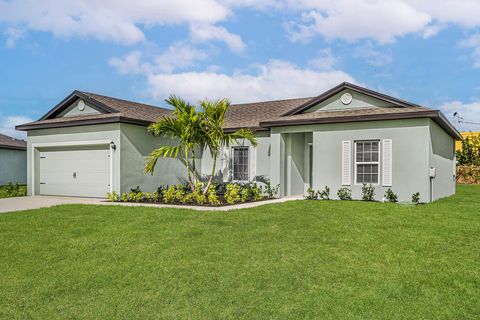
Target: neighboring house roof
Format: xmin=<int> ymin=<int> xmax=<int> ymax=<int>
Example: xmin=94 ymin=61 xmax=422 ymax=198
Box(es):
xmin=0 ymin=133 xmax=27 ymax=150
xmin=16 ymin=82 xmax=462 ymax=139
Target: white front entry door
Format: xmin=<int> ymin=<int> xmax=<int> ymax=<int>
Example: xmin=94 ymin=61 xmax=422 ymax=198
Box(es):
xmin=39 ymin=147 xmax=110 ymax=198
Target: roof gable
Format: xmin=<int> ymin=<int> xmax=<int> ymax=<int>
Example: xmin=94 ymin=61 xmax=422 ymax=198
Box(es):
xmin=303 ymin=89 xmax=397 ymax=113
xmin=40 ymin=91 xmax=115 ymax=120
xmin=283 ymin=82 xmax=422 ymax=116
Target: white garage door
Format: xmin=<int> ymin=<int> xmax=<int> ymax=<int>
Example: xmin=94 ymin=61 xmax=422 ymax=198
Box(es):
xmin=39 ymin=146 xmax=110 ymax=198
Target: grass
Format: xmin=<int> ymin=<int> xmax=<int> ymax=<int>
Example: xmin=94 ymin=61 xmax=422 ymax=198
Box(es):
xmin=0 ymin=184 xmax=26 ymax=198
xmin=0 ymin=185 xmax=479 ymax=319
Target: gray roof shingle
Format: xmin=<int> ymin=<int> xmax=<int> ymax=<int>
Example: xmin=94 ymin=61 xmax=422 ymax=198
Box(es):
xmin=0 ymin=133 xmax=26 ymax=150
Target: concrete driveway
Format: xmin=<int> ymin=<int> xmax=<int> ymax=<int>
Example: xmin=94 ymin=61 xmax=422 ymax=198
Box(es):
xmin=0 ymin=196 xmax=103 ymax=213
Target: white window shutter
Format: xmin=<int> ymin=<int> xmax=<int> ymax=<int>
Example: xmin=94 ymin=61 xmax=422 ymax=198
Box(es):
xmin=249 ymin=146 xmax=257 ymax=181
xmin=382 ymin=139 xmax=392 ymax=186
xmin=222 ymin=147 xmax=231 ymax=182
xmin=342 ymin=140 xmax=351 ymax=185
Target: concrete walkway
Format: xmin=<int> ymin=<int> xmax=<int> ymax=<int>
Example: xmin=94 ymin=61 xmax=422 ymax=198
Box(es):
xmin=0 ymin=195 xmax=303 ymax=214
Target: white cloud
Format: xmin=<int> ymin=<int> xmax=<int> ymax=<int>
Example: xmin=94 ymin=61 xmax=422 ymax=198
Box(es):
xmin=308 ymin=48 xmax=337 ymax=70
xmin=460 ymin=33 xmax=480 ymax=68
xmin=354 ymin=43 xmax=393 ymax=67
xmin=190 ymin=24 xmax=245 ymax=53
xmin=145 ymin=60 xmax=356 ymax=103
xmin=0 ymin=115 xmax=33 ymax=139
xmin=4 ymin=26 xmax=24 ymax=48
xmin=439 ymin=100 xmax=480 ymax=131
xmin=285 ymin=0 xmax=480 ymax=43
xmin=110 ymin=43 xmax=208 ymax=75
xmin=0 ymin=0 xmax=244 ymax=51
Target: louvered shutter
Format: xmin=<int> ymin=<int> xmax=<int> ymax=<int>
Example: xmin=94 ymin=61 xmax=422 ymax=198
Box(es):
xmin=249 ymin=145 xmax=257 ymax=181
xmin=342 ymin=140 xmax=351 ymax=185
xmin=222 ymin=147 xmax=231 ymax=182
xmin=382 ymin=139 xmax=392 ymax=186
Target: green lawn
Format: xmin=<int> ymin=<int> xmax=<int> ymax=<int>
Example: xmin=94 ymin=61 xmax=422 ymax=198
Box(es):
xmin=0 ymin=184 xmax=27 ymax=198
xmin=1 ymin=185 xmax=479 ymax=319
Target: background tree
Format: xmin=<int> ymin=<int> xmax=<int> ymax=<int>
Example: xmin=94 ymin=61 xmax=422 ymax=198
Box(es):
xmin=457 ymin=136 xmax=480 ymax=166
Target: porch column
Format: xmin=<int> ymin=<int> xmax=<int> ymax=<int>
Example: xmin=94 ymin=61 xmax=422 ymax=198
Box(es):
xmin=270 ymin=132 xmax=286 ymax=197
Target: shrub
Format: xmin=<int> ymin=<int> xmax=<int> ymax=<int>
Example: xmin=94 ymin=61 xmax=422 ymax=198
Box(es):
xmin=120 ymin=192 xmax=129 ymax=202
xmin=264 ymin=182 xmax=280 ymax=199
xmin=412 ymin=192 xmax=421 ymax=204
xmin=174 ymin=185 xmax=186 ymax=202
xmin=240 ymin=184 xmax=253 ymax=202
xmin=384 ymin=188 xmax=398 ymax=203
xmin=318 ymin=186 xmax=330 ymax=200
xmin=361 ymin=184 xmax=375 ymax=201
xmin=4 ymin=182 xmax=26 ymax=197
xmin=337 ymin=187 xmax=352 ymax=200
xmin=130 ymin=186 xmax=142 ymax=193
xmin=156 ymin=185 xmax=167 ymax=202
xmin=207 ymin=184 xmax=221 ymax=205
xmin=251 ymin=183 xmax=264 ymax=201
xmin=106 ymin=191 xmax=120 ymax=202
xmin=225 ymin=183 xmax=241 ymax=204
xmin=304 ymin=187 xmax=318 ymax=200
xmin=163 ymin=185 xmax=176 ymax=203
xmin=456 ymin=165 xmax=480 ymax=184
xmin=456 ymin=136 xmax=480 ymax=166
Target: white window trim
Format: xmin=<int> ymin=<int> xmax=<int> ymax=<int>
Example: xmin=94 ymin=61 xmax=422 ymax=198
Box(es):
xmin=231 ymin=146 xmax=250 ymax=183
xmin=354 ymin=140 xmax=381 ymax=186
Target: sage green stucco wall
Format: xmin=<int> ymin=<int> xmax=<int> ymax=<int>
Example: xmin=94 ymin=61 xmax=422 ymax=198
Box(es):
xmin=305 ymin=89 xmax=395 ymax=113
xmin=119 ymin=123 xmax=188 ymax=192
xmin=26 ymin=124 xmax=121 ymax=196
xmin=59 ymin=100 xmax=100 ymax=117
xmin=0 ymin=148 xmax=27 ymax=185
xmin=199 ymin=131 xmax=271 ymax=183
xmin=428 ymin=120 xmax=456 ymax=201
xmin=271 ymin=118 xmax=434 ymax=202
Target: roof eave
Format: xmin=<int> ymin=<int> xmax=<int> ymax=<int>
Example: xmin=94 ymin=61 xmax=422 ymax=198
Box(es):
xmin=16 ymin=116 xmax=152 ymax=131
xmin=0 ymin=144 xmax=27 ymax=151
xmin=260 ymin=110 xmax=462 ymax=140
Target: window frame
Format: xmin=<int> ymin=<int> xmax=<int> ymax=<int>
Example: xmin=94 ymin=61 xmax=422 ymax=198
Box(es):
xmin=354 ymin=140 xmax=380 ymax=185
xmin=231 ymin=146 xmax=250 ymax=182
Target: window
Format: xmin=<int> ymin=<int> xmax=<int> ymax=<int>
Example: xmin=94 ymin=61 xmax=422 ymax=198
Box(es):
xmin=355 ymin=141 xmax=379 ymax=184
xmin=233 ymin=147 xmax=249 ymax=181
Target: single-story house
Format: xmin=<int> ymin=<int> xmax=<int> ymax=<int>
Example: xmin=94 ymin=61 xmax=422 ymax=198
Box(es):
xmin=16 ymin=82 xmax=461 ymax=202
xmin=0 ymin=133 xmax=27 ymax=186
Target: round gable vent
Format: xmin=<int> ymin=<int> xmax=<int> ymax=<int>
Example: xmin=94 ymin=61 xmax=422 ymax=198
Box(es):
xmin=341 ymin=92 xmax=352 ymax=105
xmin=78 ymin=100 xmax=86 ymax=111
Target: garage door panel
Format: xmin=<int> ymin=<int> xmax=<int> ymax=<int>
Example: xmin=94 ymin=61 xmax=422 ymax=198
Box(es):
xmin=39 ymin=147 xmax=110 ymax=198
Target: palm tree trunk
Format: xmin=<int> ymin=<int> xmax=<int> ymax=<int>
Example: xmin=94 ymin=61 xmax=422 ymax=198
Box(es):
xmin=184 ymin=147 xmax=194 ymax=191
xmin=204 ymin=149 xmax=218 ymax=195
xmin=191 ymin=149 xmax=198 ymax=187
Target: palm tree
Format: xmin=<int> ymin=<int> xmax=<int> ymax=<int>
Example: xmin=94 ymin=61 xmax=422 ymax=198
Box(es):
xmin=144 ymin=95 xmax=203 ymax=191
xmin=201 ymin=98 xmax=257 ymax=194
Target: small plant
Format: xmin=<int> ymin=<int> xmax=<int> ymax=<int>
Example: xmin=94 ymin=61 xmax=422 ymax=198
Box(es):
xmin=264 ymin=182 xmax=280 ymax=199
xmin=361 ymin=184 xmax=375 ymax=201
xmin=337 ymin=187 xmax=352 ymax=200
xmin=106 ymin=191 xmax=120 ymax=202
xmin=304 ymin=187 xmax=318 ymax=200
xmin=318 ymin=186 xmax=330 ymax=200
xmin=130 ymin=186 xmax=142 ymax=193
xmin=251 ymin=183 xmax=264 ymax=201
xmin=174 ymin=185 xmax=186 ymax=202
xmin=4 ymin=182 xmax=26 ymax=197
xmin=163 ymin=185 xmax=176 ymax=203
xmin=412 ymin=192 xmax=421 ymax=205
xmin=225 ymin=183 xmax=241 ymax=204
xmin=207 ymin=184 xmax=221 ymax=205
xmin=240 ymin=184 xmax=253 ymax=202
xmin=384 ymin=188 xmax=398 ymax=203
xmin=120 ymin=192 xmax=129 ymax=202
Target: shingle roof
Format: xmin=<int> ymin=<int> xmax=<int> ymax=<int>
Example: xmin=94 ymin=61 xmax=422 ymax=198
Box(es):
xmin=15 ymin=83 xmax=462 ymax=139
xmin=0 ymin=133 xmax=26 ymax=150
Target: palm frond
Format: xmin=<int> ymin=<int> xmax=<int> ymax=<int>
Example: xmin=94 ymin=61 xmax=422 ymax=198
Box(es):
xmin=144 ymin=145 xmax=181 ymax=174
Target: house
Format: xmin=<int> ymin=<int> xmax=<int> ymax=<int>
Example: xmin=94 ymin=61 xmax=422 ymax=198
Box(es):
xmin=16 ymin=82 xmax=461 ymax=202
xmin=0 ymin=133 xmax=27 ymax=186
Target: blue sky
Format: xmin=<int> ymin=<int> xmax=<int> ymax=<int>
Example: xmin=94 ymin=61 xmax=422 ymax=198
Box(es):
xmin=1 ymin=0 xmax=480 ymax=138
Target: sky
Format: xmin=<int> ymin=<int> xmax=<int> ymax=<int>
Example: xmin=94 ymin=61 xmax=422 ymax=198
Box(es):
xmin=1 ymin=0 xmax=480 ymax=139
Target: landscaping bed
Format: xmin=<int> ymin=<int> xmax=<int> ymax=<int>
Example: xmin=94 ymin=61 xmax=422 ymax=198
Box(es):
xmin=106 ymin=182 xmax=280 ymax=207
xmin=0 ymin=183 xmax=27 ymax=199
